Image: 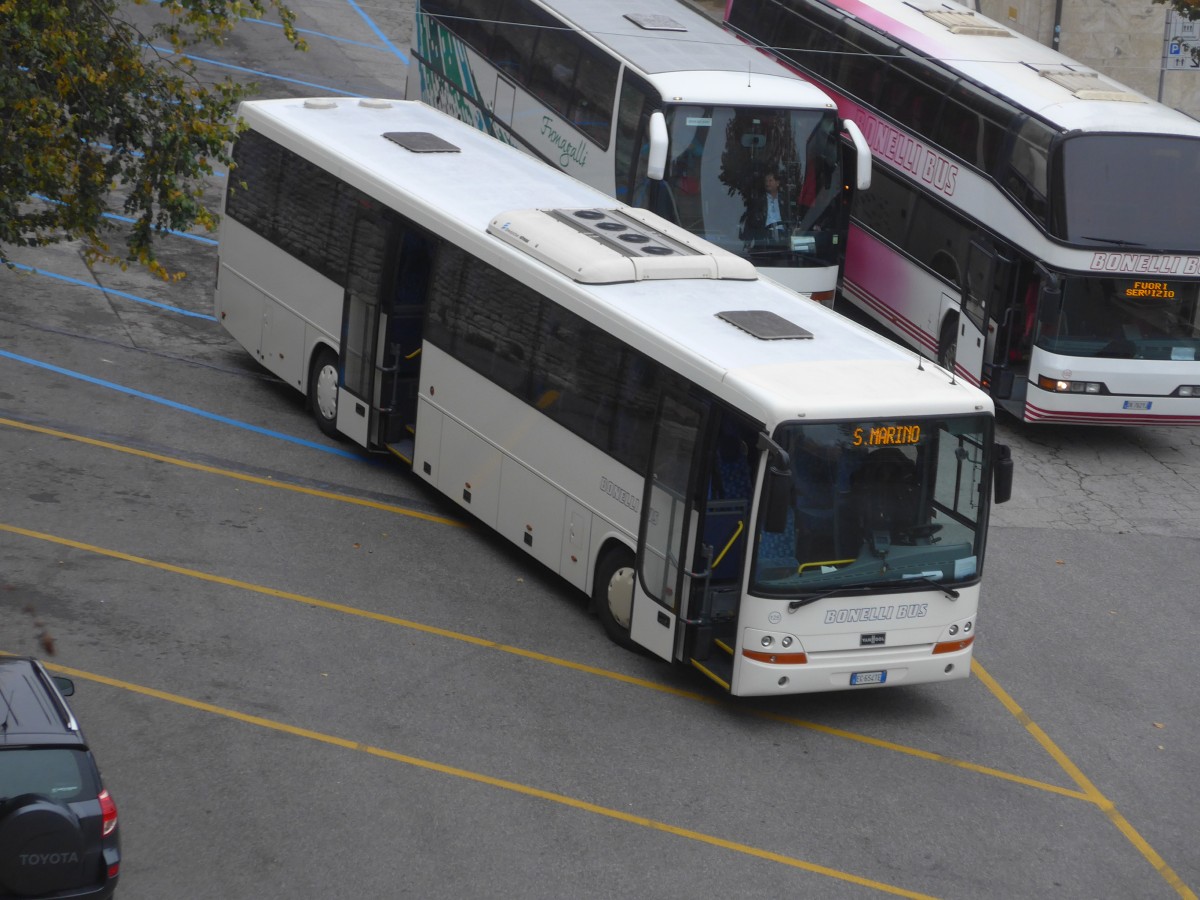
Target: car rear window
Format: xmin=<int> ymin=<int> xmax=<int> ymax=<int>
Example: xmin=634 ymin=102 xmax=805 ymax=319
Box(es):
xmin=0 ymin=748 xmax=98 ymax=802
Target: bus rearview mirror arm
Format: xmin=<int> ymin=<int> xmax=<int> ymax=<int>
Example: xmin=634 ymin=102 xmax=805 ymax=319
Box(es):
xmin=756 ymin=433 xmax=793 ymax=533
xmin=647 ymin=111 xmax=668 ymax=181
xmin=841 ymin=118 xmax=872 ymax=191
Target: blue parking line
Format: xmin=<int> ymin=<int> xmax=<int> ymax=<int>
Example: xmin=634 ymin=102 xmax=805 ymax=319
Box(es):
xmin=7 ymin=263 xmax=217 ymax=321
xmin=345 ymin=0 xmax=409 ymax=64
xmin=145 ymin=0 xmax=393 ymax=55
xmin=98 ymin=214 xmax=218 ymax=247
xmin=246 ymin=16 xmax=397 ymax=53
xmin=28 ymin=196 xmax=219 ymax=247
xmin=154 ymin=47 xmax=366 ymax=97
xmin=0 ymin=349 xmax=368 ymax=461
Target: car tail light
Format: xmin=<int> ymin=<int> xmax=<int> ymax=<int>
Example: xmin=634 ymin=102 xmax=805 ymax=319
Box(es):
xmin=99 ymin=789 xmax=118 ymax=836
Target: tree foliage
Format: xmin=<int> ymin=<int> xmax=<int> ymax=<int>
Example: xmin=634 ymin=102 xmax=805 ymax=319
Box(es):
xmin=1 ymin=0 xmax=304 ymax=278
xmin=1154 ymin=0 xmax=1200 ymax=65
xmin=1155 ymin=0 xmax=1200 ymax=20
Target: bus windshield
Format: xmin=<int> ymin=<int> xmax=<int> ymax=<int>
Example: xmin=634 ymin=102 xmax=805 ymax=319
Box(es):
xmin=1037 ymin=275 xmax=1200 ymax=361
xmin=647 ymin=105 xmax=844 ymax=270
xmin=1060 ymin=134 xmax=1200 ymax=251
xmin=753 ymin=416 xmax=991 ymax=595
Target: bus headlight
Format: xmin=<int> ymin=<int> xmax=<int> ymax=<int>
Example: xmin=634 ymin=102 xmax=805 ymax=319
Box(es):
xmin=1177 ymin=385 xmax=1200 ymax=397
xmin=1038 ymin=375 xmax=1103 ymax=394
xmin=761 ymin=635 xmax=774 ymax=647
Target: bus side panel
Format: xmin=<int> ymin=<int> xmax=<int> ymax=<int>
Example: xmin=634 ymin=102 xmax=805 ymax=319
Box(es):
xmin=841 ymin=224 xmax=941 ymax=357
xmin=498 ymin=457 xmax=568 ymax=573
xmin=216 ymin=220 xmax=343 ymax=392
xmin=560 ymin=499 xmax=592 ymax=594
xmin=508 ymin=88 xmax=615 ymax=196
xmin=412 ymin=395 xmax=443 ymax=484
xmin=260 ymin=295 xmax=307 ymax=392
xmin=215 ymin=261 xmax=265 ymax=362
xmin=415 ymin=344 xmax=639 ymax=594
xmin=437 ymin=415 xmax=502 ymax=528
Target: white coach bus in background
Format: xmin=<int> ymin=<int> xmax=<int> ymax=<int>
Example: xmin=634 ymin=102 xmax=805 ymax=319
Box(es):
xmin=214 ymin=97 xmax=1011 ymax=697
xmin=405 ymin=0 xmax=872 ymax=304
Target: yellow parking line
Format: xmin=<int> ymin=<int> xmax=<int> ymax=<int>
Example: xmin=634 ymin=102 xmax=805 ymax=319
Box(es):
xmin=0 ymin=520 xmax=1080 ymax=800
xmin=972 ymin=660 xmax=1196 ymax=900
xmin=10 ymin=416 xmax=1186 ymax=891
xmin=29 ymin=658 xmax=940 ymax=900
xmin=0 ymin=416 xmax=464 ymax=528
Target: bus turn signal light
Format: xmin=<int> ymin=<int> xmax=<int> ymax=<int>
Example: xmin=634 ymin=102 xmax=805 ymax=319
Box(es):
xmin=743 ymin=649 xmax=808 ymax=665
xmin=1038 ymin=375 xmax=1102 ymax=394
xmin=932 ymin=635 xmax=975 ymax=655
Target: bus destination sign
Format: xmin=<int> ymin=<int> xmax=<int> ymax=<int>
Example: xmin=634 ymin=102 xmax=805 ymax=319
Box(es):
xmin=1122 ymin=280 xmax=1176 ymax=300
xmin=853 ymin=425 xmax=921 ymax=446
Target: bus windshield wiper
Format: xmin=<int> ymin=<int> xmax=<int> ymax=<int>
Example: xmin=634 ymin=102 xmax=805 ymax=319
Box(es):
xmin=1081 ymin=235 xmax=1144 ymax=247
xmin=896 ymin=575 xmax=960 ymax=599
xmin=788 ymin=585 xmax=867 ymax=611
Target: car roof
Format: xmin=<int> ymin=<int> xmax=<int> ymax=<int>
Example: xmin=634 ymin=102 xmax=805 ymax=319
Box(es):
xmin=0 ymin=657 xmax=84 ymax=747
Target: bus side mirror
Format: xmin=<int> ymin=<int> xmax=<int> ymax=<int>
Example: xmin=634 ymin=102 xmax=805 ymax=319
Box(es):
xmin=647 ymin=111 xmax=668 ymax=181
xmin=1037 ymin=277 xmax=1062 ymax=328
xmin=993 ymin=443 xmax=1013 ymax=504
xmin=841 ymin=118 xmax=872 ymax=191
xmin=763 ymin=462 xmax=793 ymax=532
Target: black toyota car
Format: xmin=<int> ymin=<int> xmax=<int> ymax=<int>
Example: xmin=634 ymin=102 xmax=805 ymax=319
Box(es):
xmin=0 ymin=657 xmax=120 ymax=899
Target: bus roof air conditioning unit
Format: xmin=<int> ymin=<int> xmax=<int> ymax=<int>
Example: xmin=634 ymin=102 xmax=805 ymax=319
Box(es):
xmin=1031 ymin=67 xmax=1146 ymax=103
xmin=487 ymin=208 xmax=758 ymax=284
xmin=905 ymin=3 xmax=1013 ymax=37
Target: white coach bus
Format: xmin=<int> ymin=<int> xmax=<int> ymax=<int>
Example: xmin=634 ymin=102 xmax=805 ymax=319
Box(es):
xmin=214 ymin=97 xmax=1012 ymax=696
xmin=405 ymin=0 xmax=872 ymax=304
xmin=726 ymin=0 xmax=1200 ymax=425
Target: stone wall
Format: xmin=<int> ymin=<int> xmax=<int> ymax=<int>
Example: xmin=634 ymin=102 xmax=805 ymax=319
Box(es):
xmin=975 ymin=0 xmax=1199 ymax=116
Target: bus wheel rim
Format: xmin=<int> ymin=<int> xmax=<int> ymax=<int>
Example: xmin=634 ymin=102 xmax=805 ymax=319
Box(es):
xmin=315 ymin=363 xmax=338 ymax=421
xmin=608 ymin=565 xmax=635 ymax=629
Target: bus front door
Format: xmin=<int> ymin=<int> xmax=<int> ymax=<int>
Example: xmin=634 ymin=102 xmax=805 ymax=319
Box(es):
xmin=338 ymin=211 xmax=433 ymax=451
xmin=953 ymin=239 xmax=993 ymax=384
xmin=631 ymin=390 xmax=706 ymax=661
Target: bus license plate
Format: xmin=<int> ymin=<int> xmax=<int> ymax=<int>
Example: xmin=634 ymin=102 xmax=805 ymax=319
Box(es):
xmin=1123 ymin=400 xmax=1151 ymax=410
xmin=850 ymin=670 xmax=886 ymax=686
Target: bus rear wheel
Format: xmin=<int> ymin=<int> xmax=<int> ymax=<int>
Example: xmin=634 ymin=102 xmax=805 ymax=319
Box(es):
xmin=594 ymin=549 xmax=636 ymax=649
xmin=309 ymin=347 xmax=341 ymax=439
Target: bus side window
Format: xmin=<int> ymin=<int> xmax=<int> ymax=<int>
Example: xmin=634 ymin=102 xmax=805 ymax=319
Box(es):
xmin=614 ymin=70 xmax=658 ymax=204
xmin=488 ymin=0 xmax=539 ymax=83
xmin=454 ymin=0 xmax=495 ymax=54
xmin=526 ymin=18 xmax=578 ymax=118
xmin=571 ymin=50 xmax=619 ymax=147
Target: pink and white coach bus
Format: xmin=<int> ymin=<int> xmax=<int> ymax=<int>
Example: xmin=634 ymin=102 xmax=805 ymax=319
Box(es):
xmin=727 ymin=0 xmax=1200 ymax=425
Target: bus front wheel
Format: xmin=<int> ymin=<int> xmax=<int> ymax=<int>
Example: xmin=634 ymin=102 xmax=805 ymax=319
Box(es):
xmin=594 ymin=549 xmax=636 ymax=649
xmin=309 ymin=347 xmax=341 ymax=439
